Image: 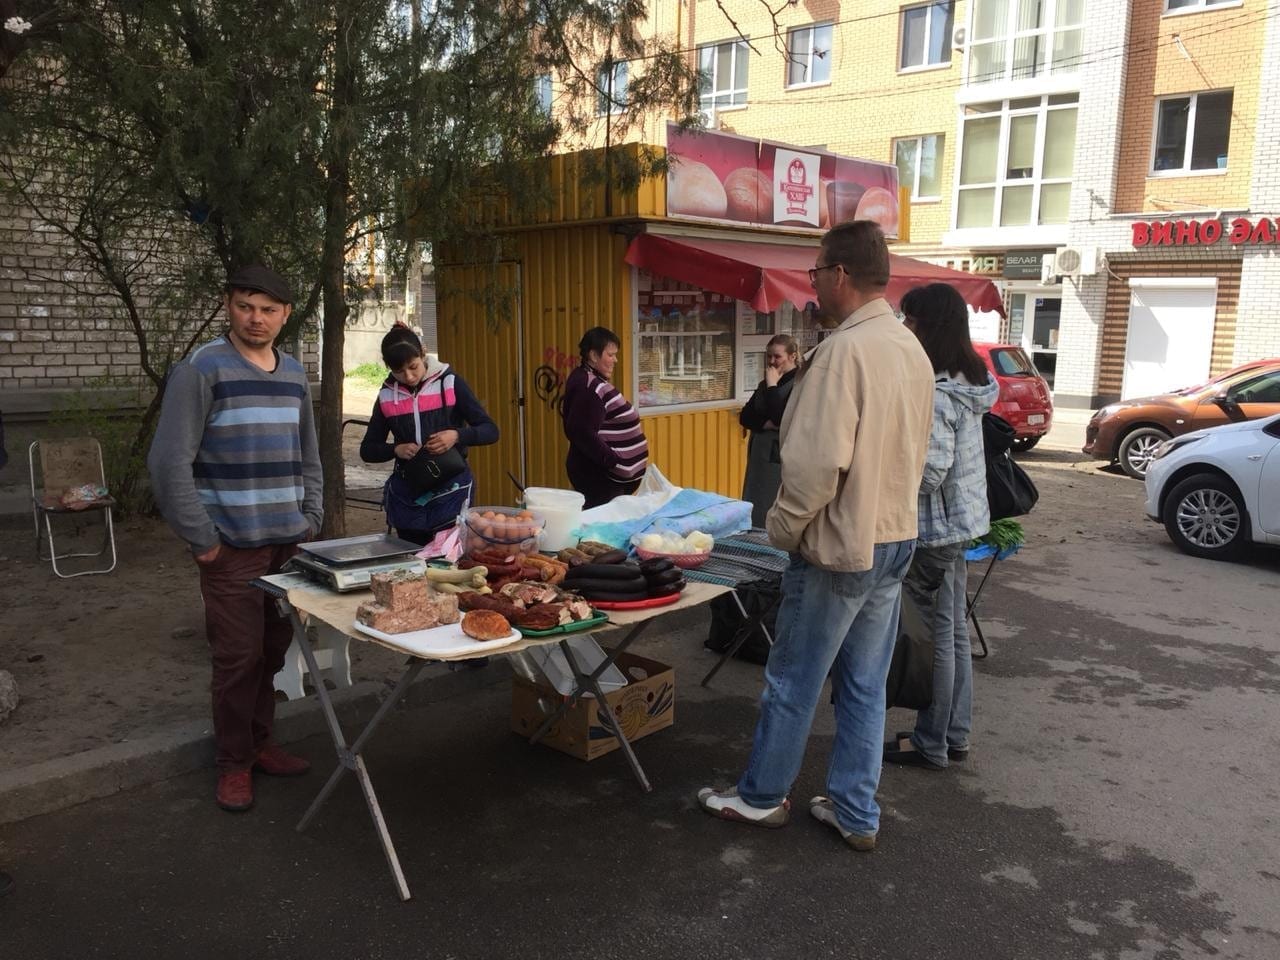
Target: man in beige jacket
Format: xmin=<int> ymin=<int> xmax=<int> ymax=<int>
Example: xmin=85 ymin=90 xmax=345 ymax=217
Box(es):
xmin=698 ymin=221 xmax=935 ymax=850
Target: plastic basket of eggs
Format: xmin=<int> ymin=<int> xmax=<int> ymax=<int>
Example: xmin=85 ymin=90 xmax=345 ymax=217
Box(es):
xmin=463 ymin=506 xmax=545 ymax=554
xmin=630 ymin=530 xmax=715 ymax=569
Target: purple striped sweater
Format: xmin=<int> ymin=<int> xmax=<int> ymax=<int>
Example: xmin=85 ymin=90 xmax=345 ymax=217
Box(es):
xmin=562 ymin=365 xmax=649 ymax=483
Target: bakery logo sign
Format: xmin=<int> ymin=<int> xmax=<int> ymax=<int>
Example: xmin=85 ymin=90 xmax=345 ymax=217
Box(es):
xmin=775 ymin=151 xmax=819 ymax=224
xmin=665 ymin=123 xmax=900 ymax=237
xmin=1132 ymin=217 xmax=1280 ymax=247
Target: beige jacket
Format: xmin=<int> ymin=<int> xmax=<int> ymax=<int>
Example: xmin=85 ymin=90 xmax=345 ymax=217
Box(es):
xmin=765 ymin=298 xmax=935 ymax=572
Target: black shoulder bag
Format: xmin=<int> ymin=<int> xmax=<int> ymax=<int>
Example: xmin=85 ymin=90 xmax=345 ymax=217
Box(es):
xmin=395 ymin=378 xmax=468 ymax=497
xmin=983 ymin=412 xmax=1039 ymax=521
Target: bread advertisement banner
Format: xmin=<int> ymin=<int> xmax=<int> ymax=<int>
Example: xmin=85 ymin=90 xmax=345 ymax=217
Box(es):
xmin=665 ymin=123 xmax=899 ymax=237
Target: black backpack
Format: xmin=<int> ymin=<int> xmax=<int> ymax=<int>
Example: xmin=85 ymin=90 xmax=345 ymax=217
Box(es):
xmin=982 ymin=413 xmax=1039 ymax=521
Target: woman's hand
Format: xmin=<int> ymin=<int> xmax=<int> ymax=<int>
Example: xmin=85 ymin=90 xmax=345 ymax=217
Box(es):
xmin=425 ymin=429 xmax=459 ymax=454
xmin=394 ymin=441 xmax=421 ymax=460
xmin=764 ymin=365 xmax=781 ymax=387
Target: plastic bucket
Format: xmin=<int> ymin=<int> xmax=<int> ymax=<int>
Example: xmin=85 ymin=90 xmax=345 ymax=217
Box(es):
xmin=522 ymin=487 xmax=584 ymax=552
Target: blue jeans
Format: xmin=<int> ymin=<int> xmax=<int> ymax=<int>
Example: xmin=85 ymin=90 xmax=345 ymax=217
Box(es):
xmin=737 ymin=541 xmax=915 ymax=837
xmin=904 ymin=545 xmax=972 ymax=765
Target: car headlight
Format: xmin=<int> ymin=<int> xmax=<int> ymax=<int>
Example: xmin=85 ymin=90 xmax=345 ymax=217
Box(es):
xmin=1152 ymin=435 xmax=1203 ymax=460
xmin=1092 ymin=404 xmax=1121 ymax=421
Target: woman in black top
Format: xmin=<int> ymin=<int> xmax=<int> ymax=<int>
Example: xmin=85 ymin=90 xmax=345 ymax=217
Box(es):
xmin=739 ymin=334 xmax=801 ymax=528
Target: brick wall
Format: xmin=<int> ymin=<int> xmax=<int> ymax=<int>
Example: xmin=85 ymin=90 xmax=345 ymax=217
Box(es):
xmin=687 ymin=0 xmax=967 ymax=247
xmin=1114 ymin=0 xmax=1263 ymax=215
xmin=1054 ymin=0 xmax=1133 ymax=405
xmin=0 ymin=182 xmax=320 ymax=415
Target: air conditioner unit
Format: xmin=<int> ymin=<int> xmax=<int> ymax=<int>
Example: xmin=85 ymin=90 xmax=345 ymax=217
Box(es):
xmin=698 ymin=106 xmax=720 ymax=130
xmin=1051 ymin=245 xmax=1100 ymax=280
xmin=952 ymin=26 xmax=968 ymax=50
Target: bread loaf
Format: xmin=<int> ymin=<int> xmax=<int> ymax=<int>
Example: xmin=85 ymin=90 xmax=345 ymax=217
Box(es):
xmin=668 ymin=160 xmax=728 ymax=219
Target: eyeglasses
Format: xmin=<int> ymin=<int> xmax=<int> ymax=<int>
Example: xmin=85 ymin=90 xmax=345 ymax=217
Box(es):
xmin=808 ymin=263 xmax=842 ymax=286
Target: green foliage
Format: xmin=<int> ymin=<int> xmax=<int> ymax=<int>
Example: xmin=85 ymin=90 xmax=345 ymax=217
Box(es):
xmin=48 ymin=378 xmax=159 ymax=517
xmin=346 ymin=363 xmax=389 ymax=389
xmin=972 ymin=518 xmax=1026 ymax=552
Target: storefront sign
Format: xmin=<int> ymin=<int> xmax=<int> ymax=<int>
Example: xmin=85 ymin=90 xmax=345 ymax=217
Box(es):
xmin=917 ymin=255 xmax=1003 ymax=276
xmin=1004 ymin=250 xmax=1053 ymax=279
xmin=666 ymin=123 xmax=899 ymax=238
xmin=1132 ymin=217 xmax=1279 ymax=247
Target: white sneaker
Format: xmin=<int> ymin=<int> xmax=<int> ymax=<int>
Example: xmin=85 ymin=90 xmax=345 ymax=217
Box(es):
xmin=809 ymin=796 xmax=877 ymax=851
xmin=696 ymin=786 xmax=790 ymax=828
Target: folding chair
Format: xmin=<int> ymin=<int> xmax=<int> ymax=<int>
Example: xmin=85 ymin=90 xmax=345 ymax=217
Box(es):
xmin=341 ymin=418 xmax=389 ymax=513
xmin=963 ymin=543 xmax=1020 ymax=660
xmin=29 ymin=438 xmax=118 ymax=578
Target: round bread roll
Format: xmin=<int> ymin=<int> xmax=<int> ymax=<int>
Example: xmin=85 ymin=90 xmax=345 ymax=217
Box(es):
xmin=461 ymin=609 xmax=513 ymax=641
xmin=855 ymin=187 xmax=899 ymax=235
xmin=668 ymin=160 xmax=728 ymax=218
xmin=724 ymin=167 xmax=771 ymax=221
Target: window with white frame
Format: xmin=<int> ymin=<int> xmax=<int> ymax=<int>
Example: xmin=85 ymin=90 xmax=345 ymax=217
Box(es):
xmin=954 ymin=95 xmax=1078 ymax=229
xmin=596 ymin=61 xmax=628 ymax=116
xmin=1152 ymin=90 xmax=1233 ymax=174
xmin=698 ymin=40 xmax=749 ymax=111
xmin=1166 ymin=0 xmax=1237 ymax=11
xmin=967 ymin=0 xmax=1084 ymax=85
xmin=787 ymin=23 xmax=833 ymax=87
xmin=894 ymin=135 xmax=944 ymax=200
xmin=534 ymin=74 xmax=553 ymax=114
xmin=900 ymin=2 xmax=955 ymax=70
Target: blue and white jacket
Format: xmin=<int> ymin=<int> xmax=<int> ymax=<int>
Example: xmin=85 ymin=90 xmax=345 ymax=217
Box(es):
xmin=916 ymin=372 xmax=1000 ymax=547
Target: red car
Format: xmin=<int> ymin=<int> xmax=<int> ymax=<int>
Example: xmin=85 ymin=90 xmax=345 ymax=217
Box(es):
xmin=974 ymin=342 xmax=1054 ymax=451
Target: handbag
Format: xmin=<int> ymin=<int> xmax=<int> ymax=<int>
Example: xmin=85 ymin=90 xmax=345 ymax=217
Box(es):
xmin=397 ymin=445 xmax=466 ymax=497
xmin=885 ymin=588 xmax=933 ymax=711
xmin=983 ymin=413 xmax=1039 ymax=521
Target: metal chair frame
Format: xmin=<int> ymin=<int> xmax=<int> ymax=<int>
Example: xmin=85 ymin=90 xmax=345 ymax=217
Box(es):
xmin=29 ymin=438 xmax=118 ymax=579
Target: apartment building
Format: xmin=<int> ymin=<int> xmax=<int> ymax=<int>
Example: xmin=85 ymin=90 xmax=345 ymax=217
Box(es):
xmin=570 ymin=0 xmax=1278 ymax=409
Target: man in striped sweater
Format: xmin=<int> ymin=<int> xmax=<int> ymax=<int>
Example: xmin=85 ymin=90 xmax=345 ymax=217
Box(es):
xmin=148 ymin=265 xmax=323 ymax=812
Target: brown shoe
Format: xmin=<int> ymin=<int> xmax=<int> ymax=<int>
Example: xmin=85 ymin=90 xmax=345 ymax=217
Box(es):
xmin=216 ymin=770 xmax=254 ymax=812
xmin=254 ymin=743 xmax=311 ymax=777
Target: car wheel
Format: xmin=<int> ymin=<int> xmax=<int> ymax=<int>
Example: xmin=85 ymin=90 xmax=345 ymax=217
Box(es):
xmin=1118 ymin=427 xmax=1170 ymax=479
xmin=1161 ymin=472 xmax=1250 ymax=561
xmin=1011 ymin=436 xmax=1041 ymax=453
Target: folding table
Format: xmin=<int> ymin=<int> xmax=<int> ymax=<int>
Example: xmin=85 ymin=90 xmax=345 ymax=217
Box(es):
xmin=252 ymin=572 xmax=729 ymax=901
xmin=963 ymin=542 xmax=1021 ymax=660
xmin=684 ymin=530 xmax=791 ymax=687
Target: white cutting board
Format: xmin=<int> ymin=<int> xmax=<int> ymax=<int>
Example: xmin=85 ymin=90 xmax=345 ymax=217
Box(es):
xmin=352 ymin=620 xmax=521 ymax=659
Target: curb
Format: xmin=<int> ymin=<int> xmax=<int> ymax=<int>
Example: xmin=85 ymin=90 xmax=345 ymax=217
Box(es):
xmin=0 ymin=664 xmax=507 ymax=826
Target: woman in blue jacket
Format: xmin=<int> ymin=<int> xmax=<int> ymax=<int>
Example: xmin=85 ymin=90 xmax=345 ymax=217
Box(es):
xmin=884 ymin=284 xmax=999 ymax=770
xmin=360 ymin=325 xmax=498 ymax=545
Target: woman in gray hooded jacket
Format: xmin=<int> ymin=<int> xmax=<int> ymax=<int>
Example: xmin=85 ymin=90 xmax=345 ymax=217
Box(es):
xmin=885 ymin=283 xmax=1000 ymax=770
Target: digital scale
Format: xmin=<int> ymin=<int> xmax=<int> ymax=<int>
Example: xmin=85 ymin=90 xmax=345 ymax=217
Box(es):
xmin=287 ymin=533 xmax=427 ymax=593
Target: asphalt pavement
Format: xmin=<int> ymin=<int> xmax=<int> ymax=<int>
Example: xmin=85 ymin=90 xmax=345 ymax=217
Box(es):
xmin=2 ymin=453 xmax=1278 ymax=960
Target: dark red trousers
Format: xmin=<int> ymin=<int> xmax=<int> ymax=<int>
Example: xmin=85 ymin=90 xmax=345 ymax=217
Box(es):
xmin=197 ymin=542 xmax=298 ymax=770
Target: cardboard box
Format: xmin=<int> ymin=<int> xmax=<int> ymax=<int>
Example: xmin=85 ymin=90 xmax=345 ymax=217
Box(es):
xmin=510 ymin=651 xmax=675 ymax=761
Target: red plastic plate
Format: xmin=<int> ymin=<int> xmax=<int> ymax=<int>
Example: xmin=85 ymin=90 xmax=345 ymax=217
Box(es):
xmin=590 ymin=591 xmax=682 ymax=611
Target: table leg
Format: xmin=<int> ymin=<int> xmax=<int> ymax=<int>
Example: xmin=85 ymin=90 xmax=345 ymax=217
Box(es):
xmin=527 ymin=620 xmax=654 ymax=792
xmin=283 ymin=604 xmax=418 ymax=902
xmin=560 ymin=639 xmax=651 ymax=794
xmin=700 ymin=589 xmax=776 ymax=688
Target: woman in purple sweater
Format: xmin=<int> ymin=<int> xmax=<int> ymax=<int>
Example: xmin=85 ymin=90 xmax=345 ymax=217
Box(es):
xmin=560 ymin=326 xmax=649 ymax=508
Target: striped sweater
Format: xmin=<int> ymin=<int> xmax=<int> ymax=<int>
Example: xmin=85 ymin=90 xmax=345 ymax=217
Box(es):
xmin=561 ymin=365 xmax=649 ymax=484
xmin=358 ymin=358 xmax=498 ymax=463
xmin=148 ymin=337 xmax=323 ymax=554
